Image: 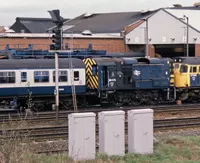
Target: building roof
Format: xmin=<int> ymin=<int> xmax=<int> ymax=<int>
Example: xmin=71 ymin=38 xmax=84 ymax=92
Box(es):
xmin=61 ymin=10 xmax=157 ymax=34
xmin=167 ymin=5 xmax=200 ymax=10
xmin=0 ymin=33 xmax=121 ymax=38
xmin=10 ymin=17 xmax=69 ymax=33
xmin=165 ymin=8 xmax=200 ymax=32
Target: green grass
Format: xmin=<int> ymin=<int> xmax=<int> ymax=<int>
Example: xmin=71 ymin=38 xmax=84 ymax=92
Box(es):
xmin=6 ymin=136 xmax=200 ymax=163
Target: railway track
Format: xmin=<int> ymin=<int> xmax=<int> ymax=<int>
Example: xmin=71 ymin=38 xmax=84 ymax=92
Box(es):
xmin=1 ymin=116 xmax=200 ymax=141
xmin=1 ymin=103 xmax=200 ymax=124
xmin=1 ymin=115 xmax=200 ymax=154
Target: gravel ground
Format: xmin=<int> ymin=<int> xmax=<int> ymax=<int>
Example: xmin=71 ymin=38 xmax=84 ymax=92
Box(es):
xmin=154 ymin=129 xmax=200 ymax=140
xmin=29 ymin=128 xmax=200 ymax=153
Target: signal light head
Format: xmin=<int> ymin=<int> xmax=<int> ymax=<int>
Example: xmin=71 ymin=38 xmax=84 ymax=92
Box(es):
xmin=51 ymin=28 xmax=62 ymax=50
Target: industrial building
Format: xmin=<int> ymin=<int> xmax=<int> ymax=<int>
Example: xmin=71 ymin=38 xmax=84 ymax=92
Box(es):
xmin=0 ymin=3 xmax=200 ymax=57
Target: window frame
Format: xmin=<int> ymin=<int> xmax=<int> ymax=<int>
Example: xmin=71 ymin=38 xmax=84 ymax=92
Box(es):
xmin=21 ymin=72 xmax=27 ymax=82
xmin=74 ymin=71 xmax=79 ymax=81
xmin=0 ymin=71 xmax=16 ymax=84
xmin=34 ymin=71 xmax=49 ymax=83
xmin=92 ymin=65 xmax=97 ymax=76
xmin=53 ymin=70 xmax=68 ymax=82
xmin=180 ymin=65 xmax=188 ymax=73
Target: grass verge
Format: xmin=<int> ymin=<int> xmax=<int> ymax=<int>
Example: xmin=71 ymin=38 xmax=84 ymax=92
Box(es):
xmin=31 ymin=136 xmax=200 ymax=163
xmin=1 ymin=135 xmax=200 ymax=162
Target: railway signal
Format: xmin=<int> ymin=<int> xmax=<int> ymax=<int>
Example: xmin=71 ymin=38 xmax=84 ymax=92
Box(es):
xmin=48 ymin=9 xmax=64 ymax=50
xmin=52 ymin=27 xmax=62 ymax=50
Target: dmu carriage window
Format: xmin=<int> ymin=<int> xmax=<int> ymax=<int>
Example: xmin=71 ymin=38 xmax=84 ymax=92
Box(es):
xmin=34 ymin=71 xmax=49 ymax=83
xmin=21 ymin=72 xmax=27 ymax=82
xmin=0 ymin=72 xmax=15 ymax=84
xmin=53 ymin=71 xmax=68 ymax=82
xmin=74 ymin=71 xmax=79 ymax=81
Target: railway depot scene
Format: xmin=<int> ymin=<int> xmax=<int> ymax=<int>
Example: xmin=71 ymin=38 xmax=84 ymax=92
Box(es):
xmin=1 ymin=1 xmax=200 ymax=162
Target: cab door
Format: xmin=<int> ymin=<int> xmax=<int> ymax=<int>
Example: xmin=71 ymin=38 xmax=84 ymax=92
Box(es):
xmin=190 ymin=66 xmax=198 ymax=87
xmin=174 ymin=64 xmax=189 ymax=88
xmin=107 ymin=66 xmax=116 ymax=89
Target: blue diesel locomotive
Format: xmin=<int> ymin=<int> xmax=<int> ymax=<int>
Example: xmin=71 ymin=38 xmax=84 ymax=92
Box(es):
xmin=83 ymin=57 xmax=172 ymax=106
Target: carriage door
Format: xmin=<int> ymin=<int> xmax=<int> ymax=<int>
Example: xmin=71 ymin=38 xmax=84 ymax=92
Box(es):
xmin=107 ymin=66 xmax=116 ymax=89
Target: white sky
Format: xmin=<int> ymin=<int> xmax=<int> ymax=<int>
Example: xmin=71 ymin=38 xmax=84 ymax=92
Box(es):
xmin=0 ymin=0 xmax=196 ymax=26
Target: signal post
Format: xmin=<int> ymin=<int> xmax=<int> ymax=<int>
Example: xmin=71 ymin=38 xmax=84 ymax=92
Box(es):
xmin=48 ymin=9 xmax=64 ymax=123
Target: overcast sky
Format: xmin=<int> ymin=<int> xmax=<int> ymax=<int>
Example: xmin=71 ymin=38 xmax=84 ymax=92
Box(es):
xmin=0 ymin=0 xmax=196 ymax=26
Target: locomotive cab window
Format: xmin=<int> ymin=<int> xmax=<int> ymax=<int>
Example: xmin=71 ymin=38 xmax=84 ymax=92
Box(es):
xmin=109 ymin=69 xmax=115 ymax=78
xmin=0 ymin=72 xmax=15 ymax=84
xmin=53 ymin=71 xmax=68 ymax=82
xmin=174 ymin=64 xmax=180 ymax=69
xmin=74 ymin=71 xmax=79 ymax=81
xmin=180 ymin=65 xmax=188 ymax=73
xmin=34 ymin=71 xmax=49 ymax=83
xmin=21 ymin=72 xmax=27 ymax=82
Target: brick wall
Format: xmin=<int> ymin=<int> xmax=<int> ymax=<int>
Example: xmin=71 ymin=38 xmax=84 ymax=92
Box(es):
xmin=195 ymin=44 xmax=200 ymax=57
xmin=0 ymin=37 xmax=125 ymax=53
xmin=148 ymin=45 xmax=155 ymax=58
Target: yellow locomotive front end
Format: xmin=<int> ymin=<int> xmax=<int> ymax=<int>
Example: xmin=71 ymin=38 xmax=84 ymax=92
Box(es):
xmin=172 ymin=57 xmax=200 ymax=101
xmin=174 ymin=64 xmax=189 ymax=88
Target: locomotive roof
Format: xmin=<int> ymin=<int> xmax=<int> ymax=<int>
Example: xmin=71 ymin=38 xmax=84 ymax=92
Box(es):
xmin=174 ymin=57 xmax=200 ymax=65
xmin=92 ymin=57 xmax=171 ymax=66
xmin=93 ymin=57 xmax=122 ymax=66
xmin=0 ymin=58 xmax=85 ymax=69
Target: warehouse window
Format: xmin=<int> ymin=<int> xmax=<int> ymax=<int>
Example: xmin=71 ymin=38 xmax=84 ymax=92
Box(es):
xmin=0 ymin=72 xmax=15 ymax=84
xmin=21 ymin=72 xmax=27 ymax=82
xmin=53 ymin=71 xmax=68 ymax=82
xmin=34 ymin=71 xmax=49 ymax=83
xmin=74 ymin=71 xmax=79 ymax=81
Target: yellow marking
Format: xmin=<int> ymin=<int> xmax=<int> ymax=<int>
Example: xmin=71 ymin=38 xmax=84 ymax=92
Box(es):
xmin=83 ymin=58 xmax=98 ymax=89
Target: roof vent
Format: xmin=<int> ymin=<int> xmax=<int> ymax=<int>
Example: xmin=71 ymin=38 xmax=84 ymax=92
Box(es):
xmin=84 ymin=12 xmax=93 ymax=18
xmin=140 ymin=10 xmax=150 ymax=14
xmin=82 ymin=30 xmax=92 ymax=35
xmin=5 ymin=29 xmax=15 ymax=33
xmin=173 ymin=4 xmax=182 ymax=7
xmin=194 ymin=2 xmax=200 ymax=7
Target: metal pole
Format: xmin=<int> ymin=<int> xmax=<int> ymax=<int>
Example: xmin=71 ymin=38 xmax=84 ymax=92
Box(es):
xmin=186 ymin=17 xmax=189 ymax=57
xmin=145 ymin=19 xmax=149 ymax=58
xmin=61 ymin=27 xmax=63 ymax=50
xmin=55 ymin=52 xmax=59 ymax=123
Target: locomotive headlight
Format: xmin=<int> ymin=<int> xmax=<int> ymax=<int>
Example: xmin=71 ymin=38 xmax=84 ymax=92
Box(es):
xmin=165 ymin=71 xmax=168 ymax=75
xmin=167 ymin=61 xmax=169 ymax=64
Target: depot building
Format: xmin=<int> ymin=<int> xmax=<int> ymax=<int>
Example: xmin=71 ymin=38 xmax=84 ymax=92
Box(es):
xmin=1 ymin=3 xmax=200 ymax=57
